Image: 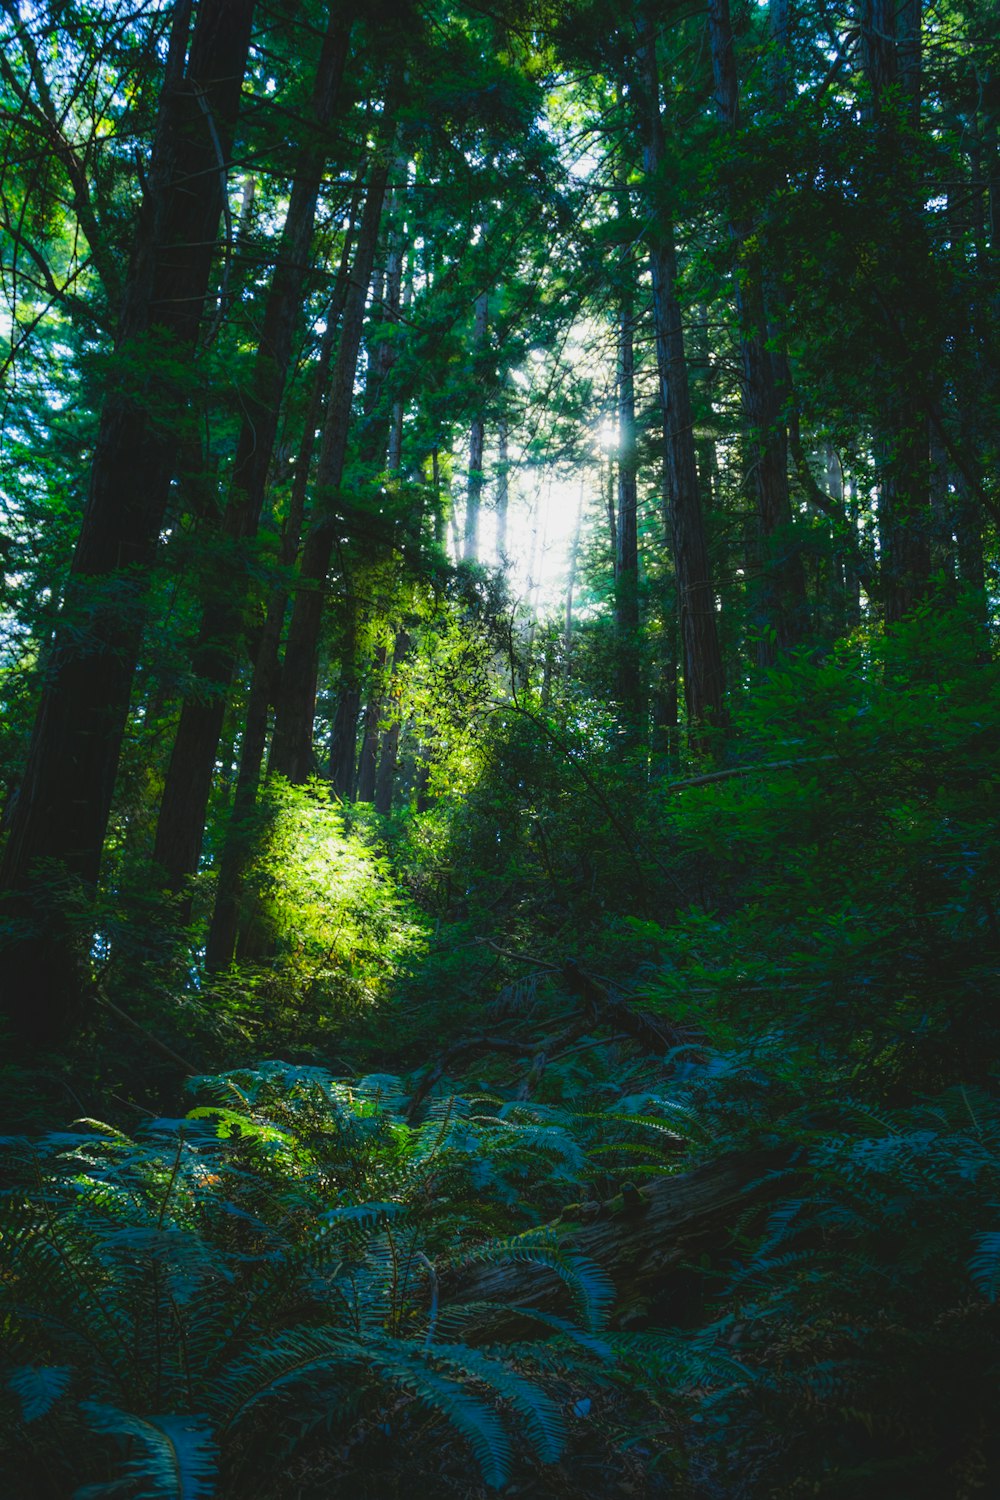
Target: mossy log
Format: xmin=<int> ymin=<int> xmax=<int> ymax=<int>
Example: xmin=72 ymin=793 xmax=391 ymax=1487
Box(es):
xmin=445 ymin=1148 xmax=792 ymax=1335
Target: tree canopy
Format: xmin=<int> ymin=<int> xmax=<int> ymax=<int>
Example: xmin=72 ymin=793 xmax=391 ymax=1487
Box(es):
xmin=1 ymin=0 xmax=999 ymax=1495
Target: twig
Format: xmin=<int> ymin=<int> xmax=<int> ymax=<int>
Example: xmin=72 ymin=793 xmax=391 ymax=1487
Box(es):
xmin=94 ymin=988 xmax=200 ymax=1077
xmin=667 ymin=755 xmax=837 ymax=791
xmin=474 ymin=938 xmax=558 ymax=970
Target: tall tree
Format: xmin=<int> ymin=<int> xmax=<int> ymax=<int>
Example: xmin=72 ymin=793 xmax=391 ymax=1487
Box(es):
xmin=0 ymin=0 xmax=256 ymax=1045
xmin=267 ymin=87 xmax=399 ymax=784
xmin=634 ymin=10 xmax=726 ymax=736
xmin=706 ymin=0 xmax=808 ymax=659
xmin=152 ymin=1 xmax=353 ymax=891
xmin=859 ymin=0 xmax=933 ymax=622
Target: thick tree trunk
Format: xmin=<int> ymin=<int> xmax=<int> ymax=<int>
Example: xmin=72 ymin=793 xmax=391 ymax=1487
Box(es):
xmin=860 ymin=0 xmax=933 ymax=623
xmin=152 ymin=5 xmax=352 ymax=890
xmin=268 ymin=106 xmax=396 ymax=784
xmin=707 ymin=0 xmax=808 ymax=662
xmin=0 ymin=0 xmax=255 ymax=1045
xmin=636 ymin=17 xmax=725 ymax=740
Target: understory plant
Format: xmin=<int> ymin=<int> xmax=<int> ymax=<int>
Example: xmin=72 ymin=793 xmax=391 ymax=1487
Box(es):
xmin=0 ymin=1061 xmax=710 ymax=1499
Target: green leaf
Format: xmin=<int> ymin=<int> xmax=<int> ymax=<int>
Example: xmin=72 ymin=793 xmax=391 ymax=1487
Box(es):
xmin=79 ymin=1406 xmax=217 ymax=1500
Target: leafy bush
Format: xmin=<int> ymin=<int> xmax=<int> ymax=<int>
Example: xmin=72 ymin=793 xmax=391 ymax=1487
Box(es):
xmin=229 ymin=779 xmax=428 ymax=1027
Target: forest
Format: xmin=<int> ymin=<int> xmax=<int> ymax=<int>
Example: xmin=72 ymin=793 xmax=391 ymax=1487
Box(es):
xmin=0 ymin=0 xmax=998 ymax=1494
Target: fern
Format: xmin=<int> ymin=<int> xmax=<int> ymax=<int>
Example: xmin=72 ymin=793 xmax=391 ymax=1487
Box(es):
xmin=6 ymin=1364 xmax=71 ymax=1422
xmin=457 ymin=1232 xmax=615 ymax=1332
xmin=79 ymin=1405 xmax=217 ymax=1500
xmin=970 ymin=1229 xmax=1000 ymax=1301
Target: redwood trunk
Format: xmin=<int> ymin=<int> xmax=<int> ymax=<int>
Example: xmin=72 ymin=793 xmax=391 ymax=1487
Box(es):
xmin=636 ymin=18 xmax=725 ymax=738
xmin=0 ymin=0 xmax=255 ymax=1044
xmin=860 ymin=0 xmax=932 ymax=623
xmin=267 ymin=113 xmax=396 ymax=784
xmin=707 ymin=0 xmax=808 ymax=660
xmin=152 ymin=5 xmax=352 ymax=889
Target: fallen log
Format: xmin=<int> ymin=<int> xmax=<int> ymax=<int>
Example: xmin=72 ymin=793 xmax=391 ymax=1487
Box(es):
xmin=443 ymin=1146 xmax=793 ymax=1337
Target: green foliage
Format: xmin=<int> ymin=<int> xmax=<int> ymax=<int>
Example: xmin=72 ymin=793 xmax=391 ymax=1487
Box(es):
xmin=229 ymin=778 xmax=427 ymax=1028
xmin=0 ymin=1064 xmax=630 ymax=1498
xmin=693 ymin=1088 xmax=1000 ymax=1498
xmin=636 ymin=599 xmax=1000 ymax=1098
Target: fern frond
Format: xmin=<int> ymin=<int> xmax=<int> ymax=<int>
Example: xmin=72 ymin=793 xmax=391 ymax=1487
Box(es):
xmin=212 ymin=1326 xmax=355 ymax=1430
xmin=969 ymin=1229 xmax=1000 ymax=1300
xmin=415 ymin=1339 xmax=565 ymax=1462
xmin=458 ymin=1233 xmax=615 ymax=1331
xmin=436 ymin=1301 xmax=614 ymax=1360
xmin=80 ymin=1405 xmax=217 ymax=1500
xmin=351 ymin=1338 xmax=515 ymax=1489
xmin=6 ymin=1364 xmax=71 ymax=1422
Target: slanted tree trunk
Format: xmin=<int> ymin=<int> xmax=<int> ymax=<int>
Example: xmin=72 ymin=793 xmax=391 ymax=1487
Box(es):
xmin=152 ymin=4 xmax=352 ymax=891
xmin=706 ymin=0 xmax=808 ymax=662
xmin=205 ymin=197 xmax=362 ymax=973
xmin=635 ymin=15 xmax=725 ymax=741
xmin=0 ymin=0 xmax=256 ymax=1045
xmin=268 ymin=96 xmax=397 ymax=785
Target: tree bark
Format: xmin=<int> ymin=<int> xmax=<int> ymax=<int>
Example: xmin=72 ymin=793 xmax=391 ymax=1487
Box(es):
xmin=707 ymin=0 xmax=808 ymax=661
xmin=859 ymin=0 xmax=933 ymax=623
xmin=268 ymin=98 xmax=397 ymax=785
xmin=152 ymin=3 xmax=353 ymax=890
xmin=635 ymin=15 xmax=726 ymax=740
xmin=0 ymin=0 xmax=255 ymax=1045
xmin=464 ymin=287 xmax=489 ymax=562
xmin=615 ymin=280 xmax=642 ymax=727
xmin=354 ymin=644 xmax=387 ymax=803
xmin=443 ymin=1148 xmax=792 ymax=1337
xmin=374 ymin=631 xmax=409 ymax=815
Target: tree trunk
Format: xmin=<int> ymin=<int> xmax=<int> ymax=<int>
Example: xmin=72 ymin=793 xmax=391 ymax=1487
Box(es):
xmin=205 ymin=200 xmax=362 ymax=974
xmin=614 ymin=274 xmax=642 ymax=727
xmin=707 ymin=0 xmax=808 ymax=661
xmin=268 ymin=101 xmax=397 ymax=784
xmin=860 ymin=0 xmax=933 ymax=623
xmin=635 ymin=15 xmax=725 ymax=740
xmin=152 ymin=4 xmax=352 ymax=891
xmin=464 ymin=287 xmax=489 ymax=562
xmin=374 ymin=632 xmax=409 ymax=816
xmin=0 ymin=0 xmax=255 ymax=1045
xmin=354 ymin=644 xmax=387 ymax=803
